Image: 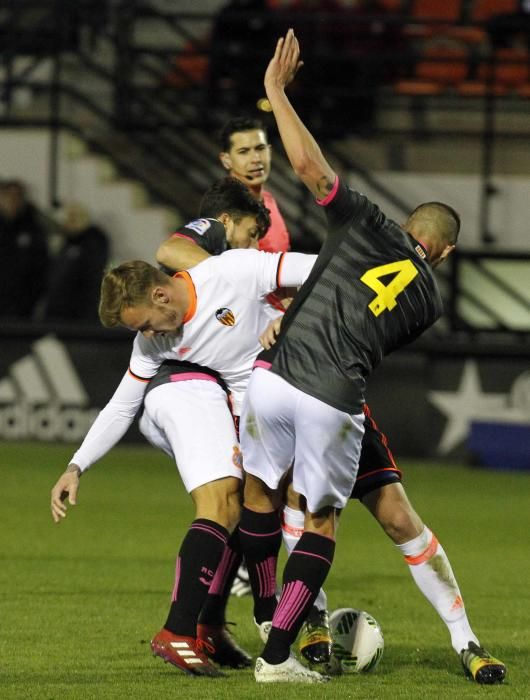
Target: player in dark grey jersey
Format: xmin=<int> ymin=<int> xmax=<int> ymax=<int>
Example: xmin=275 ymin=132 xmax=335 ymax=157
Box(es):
xmin=238 ymin=30 xmax=505 ymax=685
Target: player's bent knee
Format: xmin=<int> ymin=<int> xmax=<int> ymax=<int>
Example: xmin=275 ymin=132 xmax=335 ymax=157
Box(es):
xmin=362 ymin=483 xmax=423 ymax=543
xmin=225 ymin=488 xmax=243 ymax=531
xmin=304 ymin=506 xmax=337 ymax=538
xmin=378 ymin=504 xmax=424 ymax=544
xmin=284 ymin=478 xmax=305 ymax=510
xmin=243 ymin=473 xmax=282 ymax=511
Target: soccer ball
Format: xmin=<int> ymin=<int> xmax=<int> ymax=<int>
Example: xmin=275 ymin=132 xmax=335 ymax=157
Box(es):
xmin=328 ymin=608 xmax=384 ymax=674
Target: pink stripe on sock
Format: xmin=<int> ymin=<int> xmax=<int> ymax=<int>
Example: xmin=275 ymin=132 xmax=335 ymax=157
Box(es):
xmin=171 ymin=556 xmax=181 ymax=602
xmin=293 ymin=550 xmax=332 ymax=566
xmin=190 ymin=523 xmax=228 ymax=545
xmin=238 ymin=526 xmax=282 ymax=538
xmin=209 ymin=547 xmax=236 ymax=596
xmin=272 ymin=580 xmax=312 ymax=631
xmin=257 ymin=556 xmax=277 ymax=598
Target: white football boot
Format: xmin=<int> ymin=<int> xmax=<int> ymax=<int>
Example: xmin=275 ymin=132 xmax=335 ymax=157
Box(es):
xmin=255 ymin=654 xmax=331 ymax=683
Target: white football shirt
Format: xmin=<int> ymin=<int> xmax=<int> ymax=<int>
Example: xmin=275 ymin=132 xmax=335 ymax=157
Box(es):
xmin=71 ymin=249 xmax=315 ymax=471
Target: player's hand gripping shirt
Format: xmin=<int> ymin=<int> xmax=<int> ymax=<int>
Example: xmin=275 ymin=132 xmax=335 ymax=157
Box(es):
xmin=258 ymin=178 xmax=443 ymax=415
xmin=71 ymin=249 xmax=315 ymax=471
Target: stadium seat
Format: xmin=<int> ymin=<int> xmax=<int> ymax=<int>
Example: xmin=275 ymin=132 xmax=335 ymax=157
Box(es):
xmin=378 ymin=0 xmax=405 ymax=10
xmin=394 ymin=39 xmax=470 ymax=95
xmin=516 ymin=83 xmax=530 ymax=97
xmin=471 ymin=0 xmax=518 ymax=23
xmin=163 ymin=39 xmax=209 ymax=88
xmin=405 ymin=0 xmax=484 ymax=43
xmin=393 ymin=79 xmax=445 ymax=95
xmin=457 ymin=47 xmax=529 ymax=96
xmin=478 ymin=48 xmax=530 ymax=87
xmin=415 ymin=43 xmax=470 ymax=84
xmin=456 ymin=81 xmax=509 ymax=96
xmin=411 ymin=0 xmax=463 ymax=21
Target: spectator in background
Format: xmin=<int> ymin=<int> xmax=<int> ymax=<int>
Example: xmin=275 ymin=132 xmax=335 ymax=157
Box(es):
xmin=208 ymin=0 xmax=275 ymax=111
xmin=0 ymin=179 xmax=49 ymax=319
xmin=486 ymin=0 xmax=530 ymax=51
xmin=283 ymin=0 xmax=403 ymax=135
xmin=42 ymin=203 xmax=109 ymax=323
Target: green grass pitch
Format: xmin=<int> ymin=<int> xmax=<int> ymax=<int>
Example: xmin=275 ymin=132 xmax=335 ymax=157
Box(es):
xmin=2 ymin=441 xmax=529 ymax=699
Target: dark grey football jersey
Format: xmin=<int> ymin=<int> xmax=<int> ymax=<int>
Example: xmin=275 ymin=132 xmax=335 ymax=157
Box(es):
xmin=260 ymin=179 xmax=443 ymax=413
xmin=168 ymin=218 xmax=227 ymax=257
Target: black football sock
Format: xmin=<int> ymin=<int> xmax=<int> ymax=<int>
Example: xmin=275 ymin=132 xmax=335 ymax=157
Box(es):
xmin=164 ymin=518 xmax=228 ymax=637
xmin=238 ymin=506 xmax=282 ymax=624
xmin=262 ymin=531 xmax=335 ymax=665
xmin=198 ymin=527 xmax=243 ymax=626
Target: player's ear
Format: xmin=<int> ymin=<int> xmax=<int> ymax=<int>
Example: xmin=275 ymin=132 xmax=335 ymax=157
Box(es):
xmin=440 ymin=244 xmax=456 ymax=263
xmin=217 ymin=212 xmax=234 ymax=243
xmin=219 ymin=151 xmax=231 ymax=170
xmin=151 ymin=286 xmax=170 ymax=305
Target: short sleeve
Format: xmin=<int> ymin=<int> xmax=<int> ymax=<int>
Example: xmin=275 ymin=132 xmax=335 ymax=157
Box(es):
xmin=317 ymin=178 xmax=371 ymax=233
xmin=213 ymin=249 xmax=284 ymax=300
xmin=171 ymin=218 xmax=227 ymax=255
xmin=128 ymin=334 xmax=164 ymax=380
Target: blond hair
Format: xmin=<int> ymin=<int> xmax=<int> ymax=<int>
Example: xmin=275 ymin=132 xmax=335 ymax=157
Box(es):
xmin=99 ymin=260 xmax=169 ymax=327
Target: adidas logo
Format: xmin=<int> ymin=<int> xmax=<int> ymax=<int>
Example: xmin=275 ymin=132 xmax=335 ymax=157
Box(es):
xmin=0 ymin=335 xmax=99 ymax=441
xmin=169 ymin=641 xmax=203 ymax=666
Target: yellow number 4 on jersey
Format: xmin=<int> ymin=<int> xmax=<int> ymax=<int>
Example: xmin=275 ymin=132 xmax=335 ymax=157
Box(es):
xmin=360 ymin=259 xmax=418 ymax=317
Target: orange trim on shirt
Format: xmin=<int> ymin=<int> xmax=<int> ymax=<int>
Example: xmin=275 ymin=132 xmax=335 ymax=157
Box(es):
xmin=128 ymin=368 xmax=151 ymax=383
xmin=404 ymin=534 xmax=439 ymax=566
xmin=355 ymin=466 xmax=402 ymax=482
xmin=363 ymin=403 xmax=398 ymax=470
xmin=174 ymin=270 xmax=197 ymax=323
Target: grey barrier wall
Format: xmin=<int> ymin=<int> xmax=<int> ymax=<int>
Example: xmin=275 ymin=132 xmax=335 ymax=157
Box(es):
xmin=0 ymin=331 xmax=529 ymax=469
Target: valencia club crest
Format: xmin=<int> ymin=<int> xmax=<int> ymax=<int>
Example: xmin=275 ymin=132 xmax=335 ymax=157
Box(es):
xmin=215 ymin=307 xmax=236 ymax=326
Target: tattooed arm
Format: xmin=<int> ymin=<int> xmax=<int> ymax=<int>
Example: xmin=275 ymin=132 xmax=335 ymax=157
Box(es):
xmin=263 ymin=29 xmax=336 ymax=201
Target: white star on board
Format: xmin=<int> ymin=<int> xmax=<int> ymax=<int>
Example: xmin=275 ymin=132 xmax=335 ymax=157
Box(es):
xmin=428 ymin=360 xmax=507 ymax=455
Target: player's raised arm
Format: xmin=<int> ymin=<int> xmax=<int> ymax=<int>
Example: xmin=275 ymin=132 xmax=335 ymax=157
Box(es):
xmin=264 ymin=29 xmax=336 ymax=201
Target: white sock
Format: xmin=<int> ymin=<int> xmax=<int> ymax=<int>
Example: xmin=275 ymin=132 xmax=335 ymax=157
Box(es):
xmin=281 ymin=506 xmax=327 ymax=612
xmin=396 ymin=527 xmax=479 ymax=654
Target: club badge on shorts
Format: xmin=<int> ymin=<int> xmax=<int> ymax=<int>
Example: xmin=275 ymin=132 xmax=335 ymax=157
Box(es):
xmin=232 ymin=445 xmax=243 ymax=470
xmin=215 ymin=307 xmax=236 ymax=326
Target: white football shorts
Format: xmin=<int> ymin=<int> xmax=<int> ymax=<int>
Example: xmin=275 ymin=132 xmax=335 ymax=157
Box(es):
xmin=139 ymin=379 xmax=243 ymax=493
xmin=240 ymin=368 xmax=365 ymax=512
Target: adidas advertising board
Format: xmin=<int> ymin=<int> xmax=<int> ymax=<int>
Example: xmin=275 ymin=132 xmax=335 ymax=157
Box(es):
xmin=0 ymin=331 xmax=528 ymax=465
xmin=0 ymin=334 xmax=130 ymax=442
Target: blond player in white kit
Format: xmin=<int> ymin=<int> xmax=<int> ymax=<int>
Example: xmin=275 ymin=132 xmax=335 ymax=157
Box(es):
xmin=50 ymin=249 xmax=315 ymax=678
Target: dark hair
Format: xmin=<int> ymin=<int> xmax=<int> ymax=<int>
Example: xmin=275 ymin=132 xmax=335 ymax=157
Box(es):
xmin=219 ymin=116 xmax=268 ymax=152
xmin=408 ymin=201 xmax=461 ymax=245
xmin=199 ymin=176 xmax=271 ymax=239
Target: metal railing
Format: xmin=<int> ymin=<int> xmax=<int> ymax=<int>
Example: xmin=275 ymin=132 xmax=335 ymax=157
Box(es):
xmin=2 ymin=1 xmax=530 ymax=336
